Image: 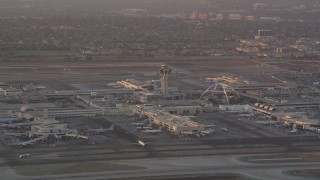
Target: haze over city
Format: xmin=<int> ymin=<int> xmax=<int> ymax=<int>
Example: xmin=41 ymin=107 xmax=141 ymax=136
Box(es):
xmin=0 ymin=1 xmax=320 ymax=180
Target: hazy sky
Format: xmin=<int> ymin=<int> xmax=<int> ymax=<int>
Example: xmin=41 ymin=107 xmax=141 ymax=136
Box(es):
xmin=1 ymin=0 xmax=319 ymax=17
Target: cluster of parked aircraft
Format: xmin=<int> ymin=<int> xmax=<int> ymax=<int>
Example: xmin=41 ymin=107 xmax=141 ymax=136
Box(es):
xmin=1 ymin=115 xmax=115 ymax=147
xmin=235 ymin=112 xmax=309 ymax=135
xmin=11 ymin=124 xmax=115 ymax=147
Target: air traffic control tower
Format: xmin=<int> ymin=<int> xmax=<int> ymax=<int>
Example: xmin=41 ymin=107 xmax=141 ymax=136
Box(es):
xmin=159 ymin=64 xmax=171 ymax=98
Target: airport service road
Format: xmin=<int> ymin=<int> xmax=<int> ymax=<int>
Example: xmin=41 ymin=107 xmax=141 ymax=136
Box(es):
xmin=3 ymin=155 xmax=320 ymax=180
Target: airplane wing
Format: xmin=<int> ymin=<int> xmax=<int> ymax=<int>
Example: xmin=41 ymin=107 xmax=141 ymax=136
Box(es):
xmin=87 ymin=124 xmax=114 ymax=133
xmin=63 ymin=133 xmax=89 ymax=140
xmin=18 ymin=137 xmax=44 ymax=146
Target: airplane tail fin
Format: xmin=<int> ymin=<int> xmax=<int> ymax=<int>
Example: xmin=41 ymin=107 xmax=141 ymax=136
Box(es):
xmin=109 ymin=124 xmax=114 ymax=130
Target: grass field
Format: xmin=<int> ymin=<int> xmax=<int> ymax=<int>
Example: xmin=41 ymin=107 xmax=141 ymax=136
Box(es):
xmin=284 ymin=169 xmax=320 ymax=179
xmin=14 ymin=51 xmax=76 ymax=57
xmin=13 ymin=161 xmax=144 ymax=176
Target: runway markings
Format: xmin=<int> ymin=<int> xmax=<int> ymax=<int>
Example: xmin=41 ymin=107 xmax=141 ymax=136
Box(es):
xmin=248 ymin=157 xmax=303 ymax=162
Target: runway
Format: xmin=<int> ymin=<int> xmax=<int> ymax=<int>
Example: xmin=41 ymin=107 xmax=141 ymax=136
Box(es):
xmin=201 ymin=136 xmax=320 ymax=146
xmin=1 ymin=137 xmax=320 ymax=180
xmin=2 ymin=154 xmax=320 ymax=180
xmin=5 ymin=135 xmax=320 ymax=167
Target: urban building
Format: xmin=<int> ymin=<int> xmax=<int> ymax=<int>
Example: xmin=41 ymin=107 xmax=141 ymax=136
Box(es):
xmin=0 ymin=87 xmax=22 ymax=96
xmin=257 ymin=30 xmax=273 ymax=38
xmin=228 ymin=13 xmax=242 ymax=20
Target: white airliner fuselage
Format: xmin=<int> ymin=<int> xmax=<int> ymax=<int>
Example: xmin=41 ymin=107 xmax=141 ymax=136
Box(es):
xmin=138 ymin=140 xmax=146 ymax=147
